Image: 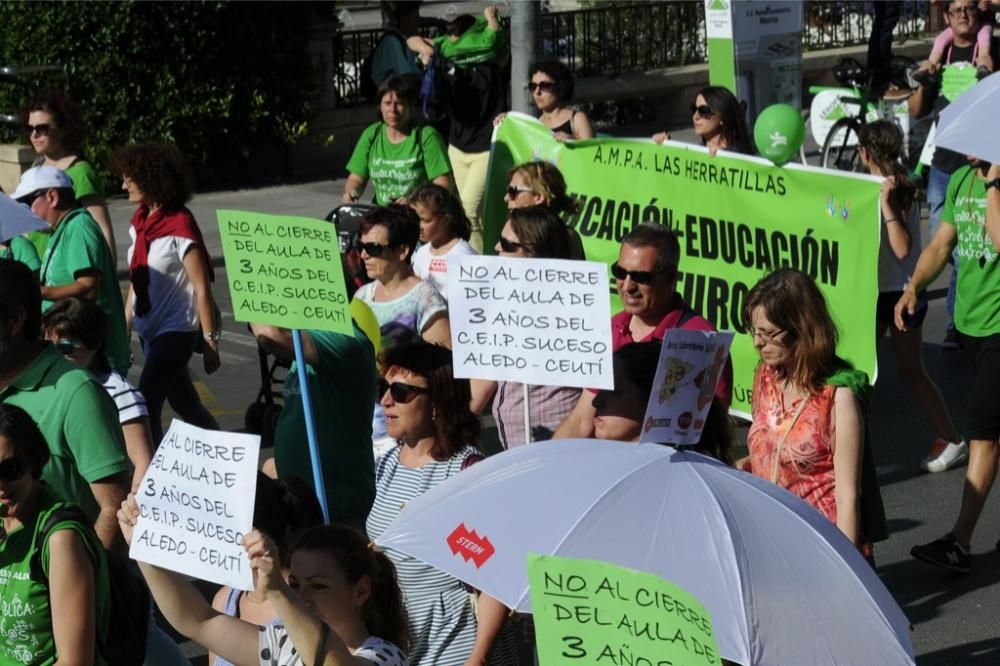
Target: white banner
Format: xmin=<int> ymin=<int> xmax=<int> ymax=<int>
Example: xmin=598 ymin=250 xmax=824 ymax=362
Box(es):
xmin=130 ymin=420 xmax=260 ymax=590
xmin=641 ymin=329 xmax=734 ymax=445
xmin=448 ymin=255 xmax=614 ymax=389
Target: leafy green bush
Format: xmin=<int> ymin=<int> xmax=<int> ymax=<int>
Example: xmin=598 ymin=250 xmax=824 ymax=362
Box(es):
xmin=0 ymin=2 xmax=324 ymax=189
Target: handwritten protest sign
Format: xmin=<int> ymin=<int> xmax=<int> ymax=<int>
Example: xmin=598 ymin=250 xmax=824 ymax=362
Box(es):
xmin=527 ymin=554 xmax=721 ymax=666
xmin=448 ymin=255 xmax=613 ymax=389
xmin=130 ymin=420 xmax=260 ymax=590
xmin=217 ymin=209 xmax=352 ymax=335
xmin=642 ymin=330 xmax=734 ymax=445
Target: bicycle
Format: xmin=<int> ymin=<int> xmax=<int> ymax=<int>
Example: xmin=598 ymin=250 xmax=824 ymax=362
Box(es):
xmin=810 ymin=56 xmax=919 ymax=172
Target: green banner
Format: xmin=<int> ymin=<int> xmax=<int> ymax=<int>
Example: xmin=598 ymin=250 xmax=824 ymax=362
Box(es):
xmin=217 ymin=209 xmax=352 ymax=335
xmin=527 ymin=553 xmax=722 ymax=666
xmin=483 ymin=114 xmax=881 ymax=416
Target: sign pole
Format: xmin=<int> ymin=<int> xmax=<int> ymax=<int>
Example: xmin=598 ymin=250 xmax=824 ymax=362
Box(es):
xmin=292 ymin=329 xmax=330 ymax=523
xmin=523 ymin=383 xmax=531 ymax=446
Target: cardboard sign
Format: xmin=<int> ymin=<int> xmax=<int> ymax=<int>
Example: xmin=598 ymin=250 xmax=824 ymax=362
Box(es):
xmin=448 ymin=255 xmax=613 ymax=389
xmin=641 ymin=330 xmax=734 ymax=445
xmin=130 ymin=420 xmax=260 ymax=590
xmin=217 ymin=209 xmax=352 ymax=335
xmin=527 ymin=554 xmax=721 ymax=666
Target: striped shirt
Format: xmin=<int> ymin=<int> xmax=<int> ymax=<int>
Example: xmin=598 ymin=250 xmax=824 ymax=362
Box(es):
xmin=258 ymin=625 xmax=406 ymax=665
xmin=96 ymin=370 xmax=148 ymax=424
xmin=492 ymin=382 xmax=580 ymax=449
xmin=366 ymin=445 xmax=517 ymax=666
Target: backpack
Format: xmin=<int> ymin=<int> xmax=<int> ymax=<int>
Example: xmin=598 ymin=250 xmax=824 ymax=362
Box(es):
xmin=420 ymin=42 xmax=451 ymax=123
xmin=360 ymin=29 xmax=409 ymax=102
xmin=31 ymin=506 xmax=151 ymax=666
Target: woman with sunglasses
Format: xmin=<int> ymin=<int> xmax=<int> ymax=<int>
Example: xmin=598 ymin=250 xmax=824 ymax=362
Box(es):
xmin=742 ymin=268 xmax=885 ymax=559
xmin=408 ymin=183 xmax=478 ymax=301
xmin=113 ymin=143 xmax=220 ymax=445
xmin=0 ymin=402 xmax=112 ymax=666
xmin=652 ymin=86 xmax=754 ymax=156
xmin=495 ymin=59 xmax=594 ymax=142
xmin=344 ymin=76 xmax=453 ymax=206
xmin=503 ymin=160 xmax=585 ymax=260
xmin=366 ymin=342 xmax=517 ymax=666
xmin=465 ymin=206 xmax=582 ymax=448
xmin=20 ymin=89 xmax=116 ymax=261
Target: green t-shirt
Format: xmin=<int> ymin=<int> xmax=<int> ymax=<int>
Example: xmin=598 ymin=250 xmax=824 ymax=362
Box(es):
xmin=435 ymin=17 xmax=505 ymax=66
xmin=0 ymin=484 xmax=110 ymax=666
xmin=0 ymin=346 xmax=128 ymax=522
xmin=274 ymin=325 xmax=376 ymax=526
xmin=941 ymin=165 xmax=1000 ymax=336
xmin=38 ymin=208 xmax=130 ymax=374
xmin=27 ymin=160 xmax=105 ymax=260
xmin=345 ymin=122 xmax=451 ymax=205
xmin=0 ymin=236 xmax=42 ymax=277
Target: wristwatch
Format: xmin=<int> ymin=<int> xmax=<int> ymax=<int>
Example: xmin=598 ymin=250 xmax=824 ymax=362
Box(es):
xmin=986 ymin=179 xmax=1000 ymax=191
xmin=204 ymin=329 xmax=222 ymax=343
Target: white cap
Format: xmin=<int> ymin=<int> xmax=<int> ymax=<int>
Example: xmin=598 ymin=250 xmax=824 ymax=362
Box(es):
xmin=11 ymin=165 xmax=73 ymax=201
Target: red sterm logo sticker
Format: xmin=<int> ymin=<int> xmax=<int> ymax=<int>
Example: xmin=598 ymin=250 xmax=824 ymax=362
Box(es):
xmin=446 ymin=523 xmax=496 ymax=568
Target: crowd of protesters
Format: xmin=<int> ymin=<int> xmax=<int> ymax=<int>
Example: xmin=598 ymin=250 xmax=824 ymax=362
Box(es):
xmin=1 ymin=0 xmax=998 ymax=664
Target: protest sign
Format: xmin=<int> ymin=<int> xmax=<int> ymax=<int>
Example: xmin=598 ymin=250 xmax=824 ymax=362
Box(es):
xmin=527 ymin=553 xmax=721 ymax=666
xmin=448 ymin=255 xmax=613 ymax=389
xmin=217 ymin=209 xmax=352 ymax=335
xmin=130 ymin=420 xmax=260 ymax=590
xmin=641 ymin=329 xmax=734 ymax=445
xmin=484 ymin=113 xmax=881 ymax=417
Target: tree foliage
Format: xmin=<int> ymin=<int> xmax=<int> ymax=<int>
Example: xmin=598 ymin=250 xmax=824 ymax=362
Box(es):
xmin=0 ymin=2 xmax=323 ymax=188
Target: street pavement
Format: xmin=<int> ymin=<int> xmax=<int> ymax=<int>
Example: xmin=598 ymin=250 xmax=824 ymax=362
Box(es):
xmin=105 ymin=124 xmax=999 ymax=664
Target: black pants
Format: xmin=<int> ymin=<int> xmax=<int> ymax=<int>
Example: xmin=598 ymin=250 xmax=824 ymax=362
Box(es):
xmin=867 ymin=1 xmax=902 ymax=88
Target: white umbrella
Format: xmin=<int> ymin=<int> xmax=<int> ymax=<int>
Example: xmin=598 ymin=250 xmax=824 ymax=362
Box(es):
xmin=0 ymin=193 xmax=48 ymax=243
xmin=935 ymin=70 xmax=1000 ymax=164
xmin=376 ymin=440 xmax=914 ymax=666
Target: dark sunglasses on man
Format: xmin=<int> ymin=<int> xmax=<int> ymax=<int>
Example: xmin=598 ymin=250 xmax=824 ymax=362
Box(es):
xmin=610 ymin=262 xmax=667 ymax=286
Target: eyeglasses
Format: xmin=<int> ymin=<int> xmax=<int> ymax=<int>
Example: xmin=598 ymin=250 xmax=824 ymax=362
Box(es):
xmin=690 ymin=104 xmax=715 ymax=119
xmin=498 ymin=236 xmax=523 ymax=253
xmin=0 ymin=457 xmax=27 ymax=482
xmin=55 ymin=339 xmax=83 ymax=356
xmin=610 ymin=262 xmax=667 ymax=285
xmin=506 ymin=185 xmax=533 ymax=199
xmin=747 ymin=327 xmax=787 ymax=344
xmin=528 ymin=81 xmax=556 ymax=93
xmin=379 ymin=379 xmax=429 ymax=404
xmin=948 ymin=6 xmax=977 ymax=16
xmin=25 ymin=123 xmax=53 ymax=136
xmin=358 ymin=241 xmax=395 ymax=258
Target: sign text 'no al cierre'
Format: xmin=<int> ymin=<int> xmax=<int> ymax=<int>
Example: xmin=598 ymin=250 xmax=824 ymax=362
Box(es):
xmin=448 ymin=255 xmax=614 ymax=390
xmin=217 ymin=209 xmax=352 ymax=334
xmin=130 ymin=420 xmax=260 ymax=590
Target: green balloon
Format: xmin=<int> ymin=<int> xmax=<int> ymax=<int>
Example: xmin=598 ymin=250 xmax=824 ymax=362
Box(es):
xmin=753 ymin=104 xmax=805 ymax=166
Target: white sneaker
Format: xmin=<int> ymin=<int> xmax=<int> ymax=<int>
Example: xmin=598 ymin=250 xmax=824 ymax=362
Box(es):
xmin=921 ymin=438 xmax=969 ymax=473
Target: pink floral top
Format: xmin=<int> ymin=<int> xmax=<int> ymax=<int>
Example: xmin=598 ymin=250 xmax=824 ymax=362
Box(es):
xmin=747 ymin=364 xmax=839 ymax=526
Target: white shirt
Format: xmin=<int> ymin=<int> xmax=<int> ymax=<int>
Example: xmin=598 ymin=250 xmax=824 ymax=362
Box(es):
xmin=410 ymin=240 xmax=478 ymax=300
xmin=96 ymin=370 xmax=148 ymax=424
xmin=128 ymin=231 xmax=200 ymax=339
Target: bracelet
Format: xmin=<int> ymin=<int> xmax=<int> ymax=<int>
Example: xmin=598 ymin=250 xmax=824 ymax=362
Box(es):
xmin=883 ymin=217 xmax=899 ymax=224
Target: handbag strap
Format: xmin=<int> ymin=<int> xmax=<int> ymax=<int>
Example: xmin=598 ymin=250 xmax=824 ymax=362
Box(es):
xmin=771 ymin=394 xmax=810 ymax=484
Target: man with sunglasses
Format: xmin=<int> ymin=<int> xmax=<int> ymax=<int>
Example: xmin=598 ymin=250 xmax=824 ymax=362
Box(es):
xmin=11 ymin=165 xmax=130 ymax=375
xmin=0 ymin=260 xmax=129 ymax=552
xmin=553 ymin=224 xmax=732 ymax=439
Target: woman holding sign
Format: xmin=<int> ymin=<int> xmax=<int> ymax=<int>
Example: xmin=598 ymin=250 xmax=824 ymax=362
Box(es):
xmin=652 ymin=86 xmax=754 ymax=156
xmin=743 ymin=269 xmax=885 ymax=557
xmin=0 ymin=403 xmax=112 ymax=665
xmin=114 ymin=143 xmax=220 ymax=444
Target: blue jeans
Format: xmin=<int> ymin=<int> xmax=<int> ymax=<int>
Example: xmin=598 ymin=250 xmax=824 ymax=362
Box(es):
xmin=926 ymin=166 xmax=957 ymax=324
xmin=139 ymin=330 xmax=218 ymax=444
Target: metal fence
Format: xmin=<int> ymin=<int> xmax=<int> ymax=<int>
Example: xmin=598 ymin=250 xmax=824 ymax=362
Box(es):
xmin=331 ymin=1 xmax=936 ymax=107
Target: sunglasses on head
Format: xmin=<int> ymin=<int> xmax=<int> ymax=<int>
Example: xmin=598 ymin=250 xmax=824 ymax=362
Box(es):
xmin=25 ymin=123 xmax=53 ymax=136
xmin=610 ymin=262 xmax=666 ymax=285
xmin=358 ymin=241 xmax=395 ymax=258
xmin=506 ymin=185 xmax=533 ymax=199
xmin=498 ymin=236 xmax=523 ymax=253
xmin=528 ymin=81 xmax=556 ymax=93
xmin=0 ymin=457 xmax=27 ymax=483
xmin=55 ymin=339 xmax=83 ymax=356
xmin=379 ymin=379 xmax=429 ymax=404
xmin=690 ymin=104 xmax=715 ymax=119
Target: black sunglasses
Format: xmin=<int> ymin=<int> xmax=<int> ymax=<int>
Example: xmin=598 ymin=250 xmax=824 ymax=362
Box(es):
xmin=55 ymin=339 xmax=82 ymax=356
xmin=358 ymin=241 xmax=395 ymax=258
xmin=25 ymin=123 xmax=53 ymax=136
xmin=610 ymin=262 xmax=667 ymax=285
xmin=0 ymin=457 xmax=27 ymax=482
xmin=690 ymin=104 xmax=715 ymax=119
xmin=506 ymin=185 xmax=533 ymax=199
xmin=498 ymin=236 xmax=523 ymax=253
xmin=17 ymin=189 xmax=45 ymax=207
xmin=379 ymin=379 xmax=429 ymax=404
xmin=528 ymin=81 xmax=556 ymax=93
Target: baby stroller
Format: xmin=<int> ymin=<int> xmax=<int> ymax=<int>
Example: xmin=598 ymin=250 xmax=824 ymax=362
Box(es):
xmin=243 ymin=203 xmax=377 ymax=443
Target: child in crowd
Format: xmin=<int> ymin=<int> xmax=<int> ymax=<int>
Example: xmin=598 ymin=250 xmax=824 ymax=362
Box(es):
xmin=408 ymin=182 xmax=477 ymax=300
